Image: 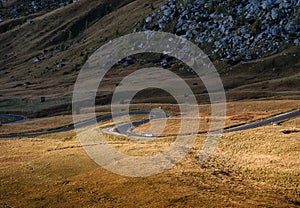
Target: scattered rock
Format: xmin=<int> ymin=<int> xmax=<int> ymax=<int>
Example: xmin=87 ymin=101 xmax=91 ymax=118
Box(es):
xmin=44 ymin=67 xmax=49 ymax=73
xmin=161 ymin=59 xmax=170 ymax=68
xmin=33 ymin=57 xmax=40 ymax=63
xmin=26 ymin=18 xmax=34 ymax=25
xmin=24 ymin=81 xmax=32 ymax=86
xmin=73 ymin=64 xmax=80 ymax=71
xmin=0 ymin=0 xmax=79 ymax=21
xmin=146 ymin=16 xmax=152 ymax=23
xmin=141 ymin=0 xmax=300 ymax=62
xmin=271 ymin=8 xmax=279 ymax=20
xmin=57 ymin=63 xmax=65 ymax=68
xmin=281 ymin=129 xmax=300 ymax=134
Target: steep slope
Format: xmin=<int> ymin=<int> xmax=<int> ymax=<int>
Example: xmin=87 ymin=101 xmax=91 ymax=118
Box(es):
xmin=0 ymin=0 xmax=164 ymax=98
xmin=143 ymin=0 xmax=300 ymax=62
xmin=0 ymin=0 xmax=299 ymax=115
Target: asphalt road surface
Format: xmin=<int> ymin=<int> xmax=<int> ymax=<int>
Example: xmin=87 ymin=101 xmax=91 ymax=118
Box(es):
xmin=112 ymin=109 xmax=300 ymax=137
xmin=0 ymin=111 xmax=149 ymax=139
xmin=0 ymin=109 xmax=299 ymax=139
xmin=223 ymin=109 xmax=300 ymax=133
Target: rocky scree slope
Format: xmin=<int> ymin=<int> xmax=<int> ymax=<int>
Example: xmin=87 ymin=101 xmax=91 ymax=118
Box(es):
xmin=141 ymin=0 xmax=300 ymax=63
xmin=0 ymin=0 xmax=79 ymax=22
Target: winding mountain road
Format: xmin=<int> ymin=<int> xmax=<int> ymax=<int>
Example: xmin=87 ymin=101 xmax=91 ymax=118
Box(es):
xmin=0 ymin=109 xmax=299 ymax=139
xmin=223 ymin=109 xmax=300 ymax=133
xmin=110 ymin=109 xmax=300 ymax=138
xmin=0 ymin=111 xmax=150 ymax=139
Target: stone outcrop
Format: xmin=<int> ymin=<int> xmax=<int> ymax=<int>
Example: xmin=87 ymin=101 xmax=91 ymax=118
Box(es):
xmin=141 ymin=0 xmax=300 ymax=62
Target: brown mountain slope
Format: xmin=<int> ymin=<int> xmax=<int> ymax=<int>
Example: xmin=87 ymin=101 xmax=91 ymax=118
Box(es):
xmin=0 ymin=0 xmax=164 ymax=97
xmin=0 ymin=0 xmax=299 ymax=115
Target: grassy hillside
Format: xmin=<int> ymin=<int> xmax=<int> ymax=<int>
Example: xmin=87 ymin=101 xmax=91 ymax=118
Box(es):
xmin=0 ymin=115 xmax=299 ymax=207
xmin=0 ymin=0 xmax=299 ymax=116
xmin=0 ymin=0 xmax=166 ymax=114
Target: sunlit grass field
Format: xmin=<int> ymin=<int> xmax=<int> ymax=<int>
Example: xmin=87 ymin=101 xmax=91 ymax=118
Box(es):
xmin=0 ymin=100 xmax=299 ymax=207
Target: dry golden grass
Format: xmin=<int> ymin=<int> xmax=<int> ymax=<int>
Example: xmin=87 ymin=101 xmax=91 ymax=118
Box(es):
xmin=133 ymin=100 xmax=300 ymax=136
xmin=0 ymin=115 xmax=74 ymax=135
xmin=0 ymin=112 xmax=110 ymax=135
xmin=0 ymin=106 xmax=300 ymax=207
